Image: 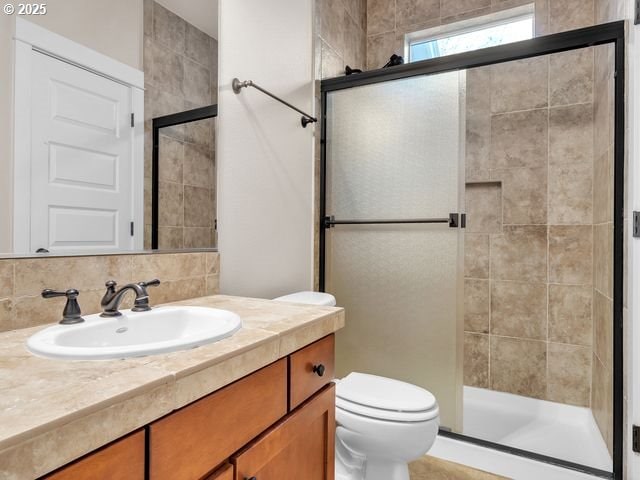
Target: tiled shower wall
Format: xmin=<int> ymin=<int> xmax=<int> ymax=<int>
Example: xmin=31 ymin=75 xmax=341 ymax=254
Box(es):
xmin=590 ymin=0 xmax=625 ymax=455
xmin=462 ymin=52 xmax=597 ymax=407
xmin=143 ymin=0 xmax=218 ymax=249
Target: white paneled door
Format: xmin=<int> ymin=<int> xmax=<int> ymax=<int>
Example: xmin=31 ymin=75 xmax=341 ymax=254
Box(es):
xmin=30 ymin=51 xmax=135 ymax=253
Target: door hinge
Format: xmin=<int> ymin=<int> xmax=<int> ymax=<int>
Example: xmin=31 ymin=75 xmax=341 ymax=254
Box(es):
xmin=635 ymin=0 xmax=640 ymax=24
xmin=130 ymin=113 xmax=135 ymax=128
xmin=634 ymin=212 xmax=640 ymax=238
xmin=130 ymin=222 xmax=134 ymax=236
xmin=633 ymin=425 xmax=640 ymax=453
xmin=448 ymin=213 xmax=459 ymax=228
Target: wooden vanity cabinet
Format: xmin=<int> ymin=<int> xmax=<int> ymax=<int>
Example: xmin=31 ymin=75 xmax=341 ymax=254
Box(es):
xmin=43 ymin=430 xmax=145 ymax=480
xmin=232 ymin=384 xmax=335 ymax=480
xmin=43 ymin=334 xmax=336 ymax=480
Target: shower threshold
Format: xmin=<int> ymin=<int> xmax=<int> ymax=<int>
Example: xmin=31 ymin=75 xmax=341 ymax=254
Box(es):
xmin=430 ymin=386 xmax=612 ymax=477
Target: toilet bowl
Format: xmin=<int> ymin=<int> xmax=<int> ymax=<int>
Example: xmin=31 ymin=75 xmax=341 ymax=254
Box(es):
xmin=273 ymin=292 xmax=440 ymax=480
xmin=335 ymin=372 xmax=439 ymax=480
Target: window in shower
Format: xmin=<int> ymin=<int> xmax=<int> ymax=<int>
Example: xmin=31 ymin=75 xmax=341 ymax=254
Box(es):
xmin=408 ymin=7 xmax=534 ymax=62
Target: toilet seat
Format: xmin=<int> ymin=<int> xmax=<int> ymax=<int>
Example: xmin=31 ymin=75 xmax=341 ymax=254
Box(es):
xmin=336 ymin=373 xmax=439 ymax=423
xmin=336 ymin=396 xmax=439 ymax=422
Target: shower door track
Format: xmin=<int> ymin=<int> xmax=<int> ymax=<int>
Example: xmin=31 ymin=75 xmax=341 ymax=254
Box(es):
xmin=319 ymin=20 xmax=625 ymax=480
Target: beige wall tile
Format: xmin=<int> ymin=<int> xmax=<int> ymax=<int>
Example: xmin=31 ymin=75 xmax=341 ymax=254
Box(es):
xmin=344 ymin=0 xmax=367 ymax=30
xmin=465 ymin=234 xmax=490 ymax=279
xmin=366 ymin=0 xmax=395 ymax=35
xmin=185 ymin=22 xmax=214 ymax=70
xmin=158 ymin=181 xmax=184 ymax=227
xmin=491 ymin=336 xmax=547 ymax=399
xmin=14 ymin=256 xmax=132 ymax=297
xmin=153 ymin=277 xmax=206 ymax=305
xmin=206 ymin=274 xmax=220 ymax=296
xmin=592 ymin=353 xmax=613 ymax=454
xmin=593 ymin=289 xmax=612 ymax=369
xmin=0 ymin=299 xmax=13 ymax=330
xmin=320 ymin=0 xmax=347 ymax=52
xmin=465 ymin=183 xmax=502 ymax=233
xmin=593 ymin=150 xmax=613 ymax=224
xmin=343 ymin=13 xmax=367 ymax=68
xmin=183 ymin=58 xmax=211 ymax=107
xmin=0 ymin=260 xmax=14 ymax=297
xmin=549 ymin=104 xmax=594 ymax=167
xmin=593 ymin=223 xmax=613 ymax=297
xmin=464 ymin=279 xmax=490 ymax=333
xmin=491 ymin=226 xmax=547 ymax=283
xmin=158 ymin=227 xmax=184 ymax=249
xmin=441 ymin=0 xmax=491 ymax=18
xmin=158 ymin=135 xmax=183 ymax=184
xmin=549 ymin=0 xmax=595 ymax=33
xmin=153 ymin=3 xmax=185 ymax=52
xmin=549 ymin=49 xmax=594 ymax=106
xmin=395 ymin=0 xmax=440 ymax=28
xmin=321 ymin=40 xmax=345 ymax=79
xmin=494 ymin=167 xmax=547 ymax=225
xmin=205 ymin=252 xmax=220 ymax=275
xmin=490 ymin=57 xmax=548 ymax=113
xmin=547 ymin=343 xmax=591 ymax=407
xmin=491 ymin=281 xmax=547 ymax=340
xmin=490 ymin=109 xmax=548 ymax=170
xmin=549 ymin=225 xmax=593 ymax=285
xmin=184 ymin=186 xmax=214 ymax=228
xmin=131 ymin=253 xmax=205 ymax=280
xmin=548 ymin=284 xmax=592 ymax=346
xmin=183 ymin=228 xmax=215 ymax=249
xmin=548 ymin=163 xmax=593 ymax=225
xmin=366 ymin=31 xmax=400 ymax=69
xmin=465 ymin=67 xmax=492 ymax=180
xmin=183 ymin=144 xmax=214 ymax=188
xmin=464 ymin=333 xmax=489 ymax=388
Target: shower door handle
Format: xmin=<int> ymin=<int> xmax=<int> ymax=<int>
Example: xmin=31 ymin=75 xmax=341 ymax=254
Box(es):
xmin=323 ymin=214 xmax=464 ymax=228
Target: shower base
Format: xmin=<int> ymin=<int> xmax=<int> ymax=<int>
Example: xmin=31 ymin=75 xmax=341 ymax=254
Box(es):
xmin=461 ymin=386 xmax=612 ymax=471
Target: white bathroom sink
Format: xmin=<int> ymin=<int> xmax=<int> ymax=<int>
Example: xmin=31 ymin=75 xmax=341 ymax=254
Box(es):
xmin=26 ymin=306 xmax=242 ymax=360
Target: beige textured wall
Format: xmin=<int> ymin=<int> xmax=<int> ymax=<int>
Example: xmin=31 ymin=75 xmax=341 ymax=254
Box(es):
xmin=143 ymin=0 xmax=218 ymax=249
xmin=0 ymin=252 xmax=219 ymax=332
xmin=27 ymin=0 xmax=144 ymax=69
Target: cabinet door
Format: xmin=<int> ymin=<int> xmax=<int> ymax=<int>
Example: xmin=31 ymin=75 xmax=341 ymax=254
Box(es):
xmin=149 ymin=359 xmax=287 ymax=480
xmin=43 ymin=430 xmax=144 ymax=480
xmin=232 ymin=384 xmax=335 ymax=480
xmin=289 ymin=334 xmax=335 ymax=410
xmin=204 ymin=464 xmax=233 ymax=480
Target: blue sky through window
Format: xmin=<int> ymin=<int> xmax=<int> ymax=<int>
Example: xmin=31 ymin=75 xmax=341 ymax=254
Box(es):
xmin=409 ymin=17 xmax=534 ymax=62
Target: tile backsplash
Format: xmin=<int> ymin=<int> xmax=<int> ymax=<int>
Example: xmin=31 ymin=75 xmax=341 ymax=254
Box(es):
xmin=0 ymin=251 xmax=219 ymax=332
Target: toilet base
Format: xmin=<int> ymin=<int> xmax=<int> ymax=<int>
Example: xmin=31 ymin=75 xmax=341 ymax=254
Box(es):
xmin=363 ymin=459 xmax=410 ymax=480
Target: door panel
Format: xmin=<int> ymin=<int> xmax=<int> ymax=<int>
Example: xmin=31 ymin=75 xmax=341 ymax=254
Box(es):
xmin=30 ymin=51 xmax=134 ymax=253
xmin=324 ymin=71 xmax=464 ymax=431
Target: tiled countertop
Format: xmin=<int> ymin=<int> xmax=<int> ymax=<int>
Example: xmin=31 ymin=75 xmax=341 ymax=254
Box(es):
xmin=0 ymin=295 xmax=344 ymax=479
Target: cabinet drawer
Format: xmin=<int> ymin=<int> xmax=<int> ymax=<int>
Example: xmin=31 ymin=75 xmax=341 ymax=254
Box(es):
xmin=149 ymin=359 xmax=288 ymax=480
xmin=232 ymin=384 xmax=335 ymax=480
xmin=289 ymin=334 xmax=335 ymax=410
xmin=43 ymin=430 xmax=144 ymax=480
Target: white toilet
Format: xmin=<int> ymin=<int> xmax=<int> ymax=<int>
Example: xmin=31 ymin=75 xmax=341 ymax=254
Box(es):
xmin=273 ymin=292 xmax=441 ymax=480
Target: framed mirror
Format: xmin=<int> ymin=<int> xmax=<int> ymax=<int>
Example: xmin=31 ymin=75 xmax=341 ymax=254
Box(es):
xmin=0 ymin=0 xmax=218 ymax=257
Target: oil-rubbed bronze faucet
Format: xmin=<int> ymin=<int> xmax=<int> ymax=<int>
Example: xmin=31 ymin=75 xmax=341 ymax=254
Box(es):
xmin=100 ymin=279 xmax=160 ymax=317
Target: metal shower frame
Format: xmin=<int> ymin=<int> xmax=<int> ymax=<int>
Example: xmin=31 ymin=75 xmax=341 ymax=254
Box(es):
xmin=319 ymin=21 xmax=625 ymax=480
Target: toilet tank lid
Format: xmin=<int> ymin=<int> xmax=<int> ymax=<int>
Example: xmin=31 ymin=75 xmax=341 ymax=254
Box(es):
xmin=272 ymin=291 xmax=336 ymax=306
xmin=336 ymin=372 xmax=437 ymax=413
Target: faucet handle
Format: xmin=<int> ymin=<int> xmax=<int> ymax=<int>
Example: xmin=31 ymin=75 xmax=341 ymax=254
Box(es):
xmin=138 ymin=279 xmax=160 ymax=289
xmin=42 ymin=289 xmax=84 ymax=324
xmin=131 ymin=279 xmax=161 ymax=312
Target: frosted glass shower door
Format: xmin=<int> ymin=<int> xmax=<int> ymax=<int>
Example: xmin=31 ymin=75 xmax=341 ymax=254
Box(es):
xmin=324 ymin=72 xmax=464 ymax=430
